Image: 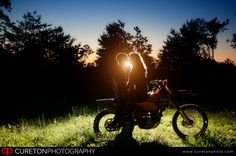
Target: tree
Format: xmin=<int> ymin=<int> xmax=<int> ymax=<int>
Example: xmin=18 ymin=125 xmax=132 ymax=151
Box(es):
xmin=179 ymin=18 xmax=228 ymax=60
xmin=3 ymin=11 xmax=86 ymax=66
xmin=95 ymin=20 xmax=133 ymax=96
xmin=132 ymin=26 xmax=157 ymax=80
xmin=77 ymin=44 xmax=94 ymax=66
xmin=206 ymin=18 xmax=229 ymax=59
xmin=95 ymin=20 xmax=157 ymax=96
xmin=157 ymin=18 xmax=229 ymax=89
xmin=0 ymin=0 xmax=11 ymax=45
xmin=0 ymin=0 xmax=11 ymax=22
xmin=96 ymin=20 xmax=133 ymax=70
xmin=228 ymin=33 xmax=236 ymax=49
xmin=224 ymin=58 xmax=234 ymax=65
xmin=0 ymin=0 xmax=11 ymax=9
xmin=96 ymin=21 xmax=157 ymax=76
xmin=228 ymin=12 xmax=236 ymax=49
xmin=0 ymin=9 xmax=96 ymax=119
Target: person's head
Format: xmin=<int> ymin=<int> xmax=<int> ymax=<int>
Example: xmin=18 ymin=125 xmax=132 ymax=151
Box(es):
xmin=129 ymin=52 xmax=146 ymax=69
xmin=129 ymin=52 xmax=147 ymax=76
xmin=116 ymin=52 xmax=128 ymax=66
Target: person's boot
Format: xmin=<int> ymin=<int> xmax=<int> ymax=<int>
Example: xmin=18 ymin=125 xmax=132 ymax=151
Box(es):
xmin=115 ymin=121 xmax=139 ymax=147
xmin=116 ymin=121 xmax=135 ymax=141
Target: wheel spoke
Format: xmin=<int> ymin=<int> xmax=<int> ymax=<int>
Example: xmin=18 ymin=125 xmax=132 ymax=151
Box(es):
xmin=172 ymin=104 xmax=208 ymax=138
xmin=97 ymin=113 xmax=121 ymax=137
xmin=177 ymin=109 xmax=204 ymax=135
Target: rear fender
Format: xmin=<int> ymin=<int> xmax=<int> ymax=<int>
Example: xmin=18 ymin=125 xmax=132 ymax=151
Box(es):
xmin=96 ymin=98 xmax=116 ymax=110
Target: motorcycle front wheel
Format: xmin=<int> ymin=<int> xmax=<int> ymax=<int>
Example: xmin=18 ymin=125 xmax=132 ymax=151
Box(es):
xmin=172 ymin=104 xmax=208 ymax=139
xmin=93 ymin=109 xmax=121 ymax=136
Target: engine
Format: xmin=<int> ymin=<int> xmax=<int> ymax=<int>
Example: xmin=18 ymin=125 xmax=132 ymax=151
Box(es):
xmin=136 ymin=110 xmax=162 ymax=129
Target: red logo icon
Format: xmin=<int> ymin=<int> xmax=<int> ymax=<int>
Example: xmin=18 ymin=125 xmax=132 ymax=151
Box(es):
xmin=1 ymin=148 xmax=13 ymax=156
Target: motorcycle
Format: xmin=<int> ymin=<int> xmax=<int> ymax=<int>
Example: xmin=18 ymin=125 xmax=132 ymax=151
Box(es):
xmin=93 ymin=79 xmax=208 ymax=139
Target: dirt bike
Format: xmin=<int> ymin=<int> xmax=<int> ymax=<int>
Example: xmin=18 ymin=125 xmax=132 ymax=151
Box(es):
xmin=93 ymin=79 xmax=208 ymax=139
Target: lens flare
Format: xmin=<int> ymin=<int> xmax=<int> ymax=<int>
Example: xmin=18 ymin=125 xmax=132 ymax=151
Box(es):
xmin=124 ymin=61 xmax=132 ymax=69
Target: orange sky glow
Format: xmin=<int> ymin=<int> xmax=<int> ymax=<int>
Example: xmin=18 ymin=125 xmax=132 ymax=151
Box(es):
xmin=84 ymin=41 xmax=236 ymax=65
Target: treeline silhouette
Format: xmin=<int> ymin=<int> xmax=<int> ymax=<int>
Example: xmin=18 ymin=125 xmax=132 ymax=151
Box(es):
xmin=156 ymin=18 xmax=236 ymax=110
xmin=0 ymin=11 xmax=98 ymax=122
xmin=0 ymin=3 xmax=236 ymax=123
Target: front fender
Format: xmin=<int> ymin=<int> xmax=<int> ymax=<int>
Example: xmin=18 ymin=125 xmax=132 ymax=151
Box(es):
xmin=172 ymin=90 xmax=198 ymax=97
xmin=171 ymin=90 xmax=199 ymax=104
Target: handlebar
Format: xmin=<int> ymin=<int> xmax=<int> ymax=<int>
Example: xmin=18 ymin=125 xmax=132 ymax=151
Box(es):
xmin=149 ymin=79 xmax=171 ymax=94
xmin=150 ymin=79 xmax=168 ymax=85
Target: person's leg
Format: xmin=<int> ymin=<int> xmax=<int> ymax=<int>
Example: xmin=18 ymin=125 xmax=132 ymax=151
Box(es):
xmin=119 ymin=95 xmax=135 ymax=138
xmin=108 ymin=98 xmax=125 ymax=128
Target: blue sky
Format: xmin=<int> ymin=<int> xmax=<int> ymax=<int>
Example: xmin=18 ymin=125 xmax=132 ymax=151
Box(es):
xmin=9 ymin=0 xmax=236 ymax=63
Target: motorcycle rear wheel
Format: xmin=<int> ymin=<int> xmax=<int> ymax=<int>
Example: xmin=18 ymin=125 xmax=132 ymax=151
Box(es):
xmin=172 ymin=104 xmax=208 ymax=139
xmin=93 ymin=109 xmax=121 ymax=136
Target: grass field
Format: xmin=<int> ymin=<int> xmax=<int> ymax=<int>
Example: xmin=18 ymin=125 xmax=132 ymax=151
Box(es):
xmin=0 ymin=106 xmax=235 ymax=147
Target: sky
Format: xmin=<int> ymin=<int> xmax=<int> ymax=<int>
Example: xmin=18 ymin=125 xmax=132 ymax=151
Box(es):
xmin=9 ymin=0 xmax=236 ymax=63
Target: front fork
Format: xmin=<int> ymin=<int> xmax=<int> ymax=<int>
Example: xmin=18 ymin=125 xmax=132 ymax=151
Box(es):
xmin=171 ymin=101 xmax=193 ymax=125
xmin=179 ymin=110 xmax=193 ymax=125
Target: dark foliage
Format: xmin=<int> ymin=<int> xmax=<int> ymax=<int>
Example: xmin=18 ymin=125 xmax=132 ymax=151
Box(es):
xmin=0 ymin=2 xmax=235 ymax=123
xmin=157 ymin=18 xmax=235 ymax=109
xmin=0 ymin=11 xmax=95 ymax=123
xmin=95 ymin=20 xmax=157 ymax=98
xmin=229 ymin=33 xmax=236 ymax=49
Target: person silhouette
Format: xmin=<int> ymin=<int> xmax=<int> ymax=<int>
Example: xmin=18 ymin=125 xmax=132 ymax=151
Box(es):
xmin=108 ymin=52 xmax=130 ymax=129
xmin=128 ymin=52 xmax=148 ymax=102
xmin=120 ymin=52 xmax=148 ymax=140
xmin=109 ymin=52 xmax=147 ymax=144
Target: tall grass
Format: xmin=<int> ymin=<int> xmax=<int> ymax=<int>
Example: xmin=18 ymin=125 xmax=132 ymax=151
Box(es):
xmin=0 ymin=107 xmax=235 ymax=147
